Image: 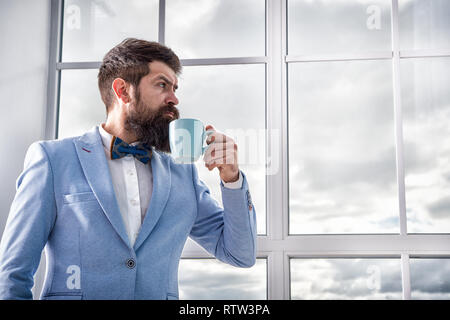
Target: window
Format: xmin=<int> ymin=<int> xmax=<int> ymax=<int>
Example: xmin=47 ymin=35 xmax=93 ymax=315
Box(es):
xmin=399 ymin=0 xmax=450 ymax=52
xmin=290 ymin=258 xmax=402 ymax=299
xmin=58 ymin=69 xmax=105 ymax=138
xmin=62 ymin=0 xmax=159 ymax=62
xmin=165 ymin=0 xmax=265 ymax=59
xmin=410 ymin=258 xmax=450 ymax=299
xmin=178 ymin=258 xmax=267 ymax=299
xmin=46 ymin=0 xmax=450 ymax=299
xmin=288 ymin=0 xmax=391 ymax=55
xmin=288 ymin=59 xmax=398 ymax=234
xmin=400 ymin=57 xmax=450 ymax=233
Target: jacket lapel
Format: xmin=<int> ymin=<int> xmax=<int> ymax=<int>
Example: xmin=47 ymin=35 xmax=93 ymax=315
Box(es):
xmin=73 ymin=126 xmax=131 ymax=248
xmin=133 ymin=150 xmax=171 ymax=251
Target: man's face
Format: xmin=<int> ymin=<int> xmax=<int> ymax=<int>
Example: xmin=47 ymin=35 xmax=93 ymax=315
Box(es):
xmin=124 ymin=61 xmax=180 ymax=152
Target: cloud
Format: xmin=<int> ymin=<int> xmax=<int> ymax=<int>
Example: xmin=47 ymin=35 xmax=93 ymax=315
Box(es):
xmin=291 ymin=258 xmax=403 ymax=299
xmin=166 ymin=0 xmax=265 ymax=59
xmin=299 ymin=146 xmax=397 ymax=192
xmin=399 ymin=0 xmax=450 ymax=50
xmin=400 ymin=56 xmax=450 ymax=231
xmin=410 ymin=259 xmax=450 ymax=298
xmin=288 ymin=59 xmax=399 ymax=233
xmin=427 ymin=197 xmax=450 ymax=220
xmin=288 ymin=0 xmax=392 ymax=55
xmin=177 ymin=64 xmax=266 ymax=131
xmin=58 ymin=69 xmax=106 ymax=138
xmin=178 ymin=259 xmax=267 ymax=299
xmin=63 ymin=0 xmax=160 ymax=61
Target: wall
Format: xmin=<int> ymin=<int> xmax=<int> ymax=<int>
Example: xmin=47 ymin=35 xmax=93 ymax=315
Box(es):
xmin=0 ymin=0 xmax=51 ymax=299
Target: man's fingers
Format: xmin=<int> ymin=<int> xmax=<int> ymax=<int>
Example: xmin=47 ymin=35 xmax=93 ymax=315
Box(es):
xmin=204 ymin=148 xmax=236 ymax=166
xmin=206 ymin=132 xmax=231 ymax=144
xmin=203 ymin=141 xmax=235 ymax=160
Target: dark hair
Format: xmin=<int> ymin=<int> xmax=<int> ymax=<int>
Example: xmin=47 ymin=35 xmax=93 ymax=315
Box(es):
xmin=98 ymin=38 xmax=181 ymax=112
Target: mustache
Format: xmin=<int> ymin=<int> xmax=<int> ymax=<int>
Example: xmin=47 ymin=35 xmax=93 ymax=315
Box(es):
xmin=157 ymin=104 xmax=180 ymax=119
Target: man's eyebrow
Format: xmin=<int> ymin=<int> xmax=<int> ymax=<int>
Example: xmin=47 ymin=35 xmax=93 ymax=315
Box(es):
xmin=156 ymin=75 xmax=178 ymax=90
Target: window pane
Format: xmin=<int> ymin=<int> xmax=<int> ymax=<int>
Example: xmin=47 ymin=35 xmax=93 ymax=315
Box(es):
xmin=410 ymin=258 xmax=450 ymax=299
xmin=62 ymin=0 xmax=159 ymax=62
xmin=399 ymin=0 xmax=450 ymax=51
xmin=401 ymin=57 xmax=450 ymax=233
xmin=288 ymin=60 xmax=398 ymax=234
xmin=288 ymin=0 xmax=391 ymax=56
xmin=178 ymin=258 xmax=267 ymax=299
xmin=59 ymin=69 xmax=106 ymax=138
xmin=177 ymin=65 xmax=266 ymax=235
xmin=166 ymin=0 xmax=265 ymax=59
xmin=290 ymin=258 xmax=402 ymax=299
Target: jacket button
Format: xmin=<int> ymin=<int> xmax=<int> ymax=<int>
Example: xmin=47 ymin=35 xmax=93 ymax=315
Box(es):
xmin=126 ymin=258 xmax=136 ymax=269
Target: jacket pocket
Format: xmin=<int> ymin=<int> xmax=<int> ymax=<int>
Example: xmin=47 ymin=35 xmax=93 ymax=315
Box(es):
xmin=166 ymin=293 xmax=179 ymax=300
xmin=63 ymin=192 xmax=97 ymax=204
xmin=42 ymin=292 xmax=83 ymax=300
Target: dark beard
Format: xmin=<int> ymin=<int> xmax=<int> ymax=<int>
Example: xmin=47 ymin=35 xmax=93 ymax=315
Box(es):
xmin=124 ymin=95 xmax=179 ymax=153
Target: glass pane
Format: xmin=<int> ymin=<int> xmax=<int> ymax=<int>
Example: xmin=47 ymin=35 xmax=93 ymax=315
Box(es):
xmin=399 ymin=0 xmax=450 ymax=51
xmin=177 ymin=65 xmax=266 ymax=235
xmin=178 ymin=258 xmax=267 ymax=299
xmin=288 ymin=0 xmax=392 ymax=56
xmin=288 ymin=60 xmax=398 ymax=234
xmin=410 ymin=258 xmax=450 ymax=299
xmin=62 ymin=0 xmax=159 ymax=62
xmin=290 ymin=258 xmax=402 ymax=299
xmin=166 ymin=0 xmax=265 ymax=59
xmin=59 ymin=69 xmax=106 ymax=138
xmin=401 ymin=57 xmax=450 ymax=233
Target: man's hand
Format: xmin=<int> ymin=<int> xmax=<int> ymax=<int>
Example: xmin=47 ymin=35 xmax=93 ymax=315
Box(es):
xmin=203 ymin=125 xmax=240 ymax=183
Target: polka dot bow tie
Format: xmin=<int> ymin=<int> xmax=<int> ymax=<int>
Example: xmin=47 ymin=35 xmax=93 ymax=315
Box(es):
xmin=110 ymin=136 xmax=152 ymax=164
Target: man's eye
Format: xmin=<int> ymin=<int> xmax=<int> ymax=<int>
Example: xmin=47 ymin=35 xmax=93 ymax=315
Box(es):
xmin=158 ymin=83 xmax=166 ymax=88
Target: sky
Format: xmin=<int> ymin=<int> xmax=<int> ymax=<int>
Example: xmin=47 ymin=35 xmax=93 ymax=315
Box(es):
xmin=56 ymin=0 xmax=450 ymax=299
xmin=178 ymin=258 xmax=267 ymax=300
xmin=291 ymin=258 xmax=403 ymax=300
xmin=63 ymin=0 xmax=159 ymax=62
xmin=288 ymin=59 xmax=399 ymax=234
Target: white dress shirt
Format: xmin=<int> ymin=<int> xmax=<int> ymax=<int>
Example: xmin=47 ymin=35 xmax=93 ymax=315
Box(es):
xmin=98 ymin=124 xmax=243 ymax=247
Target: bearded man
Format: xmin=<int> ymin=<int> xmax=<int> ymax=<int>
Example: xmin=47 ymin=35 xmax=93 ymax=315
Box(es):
xmin=0 ymin=38 xmax=256 ymax=300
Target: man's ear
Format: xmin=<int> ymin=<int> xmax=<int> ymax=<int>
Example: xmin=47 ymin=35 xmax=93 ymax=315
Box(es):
xmin=111 ymin=78 xmax=131 ymax=104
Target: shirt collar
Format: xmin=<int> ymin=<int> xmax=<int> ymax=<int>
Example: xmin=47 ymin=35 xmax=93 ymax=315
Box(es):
xmin=98 ymin=123 xmax=113 ymax=153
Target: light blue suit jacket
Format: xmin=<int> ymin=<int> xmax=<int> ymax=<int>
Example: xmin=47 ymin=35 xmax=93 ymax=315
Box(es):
xmin=0 ymin=126 xmax=257 ymax=300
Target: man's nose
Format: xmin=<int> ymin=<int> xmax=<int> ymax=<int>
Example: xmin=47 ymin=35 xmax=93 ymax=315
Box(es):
xmin=165 ymin=91 xmax=179 ymax=106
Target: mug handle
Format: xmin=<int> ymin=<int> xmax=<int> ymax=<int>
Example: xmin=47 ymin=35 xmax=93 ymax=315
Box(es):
xmin=202 ymin=130 xmax=215 ymax=154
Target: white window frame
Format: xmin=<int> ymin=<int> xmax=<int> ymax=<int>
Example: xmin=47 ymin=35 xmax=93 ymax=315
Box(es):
xmin=46 ymin=0 xmax=450 ymax=300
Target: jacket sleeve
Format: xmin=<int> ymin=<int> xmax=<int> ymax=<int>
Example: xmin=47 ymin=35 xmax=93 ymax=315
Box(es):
xmin=0 ymin=142 xmax=57 ymax=299
xmin=189 ymin=164 xmax=257 ymax=268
